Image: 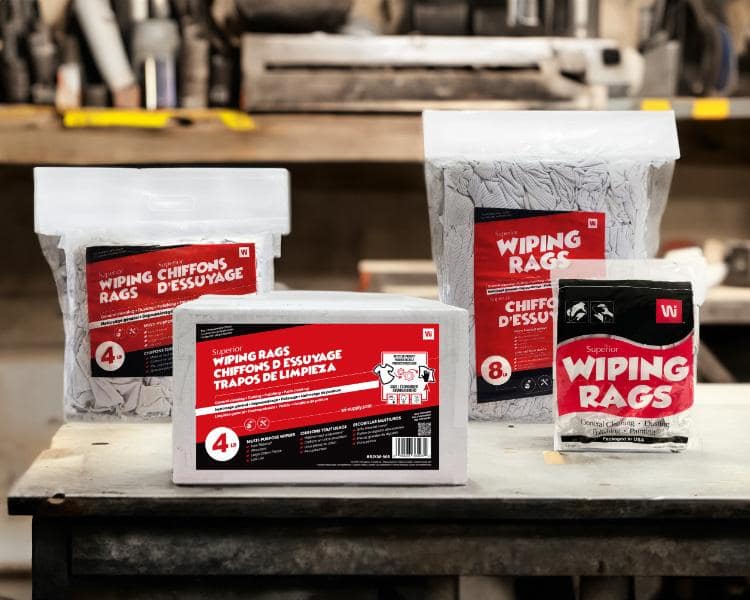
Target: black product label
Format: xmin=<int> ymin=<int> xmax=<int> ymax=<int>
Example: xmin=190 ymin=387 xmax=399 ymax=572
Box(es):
xmin=196 ymin=407 xmax=438 ymax=470
xmin=556 ymin=279 xmax=694 ymax=346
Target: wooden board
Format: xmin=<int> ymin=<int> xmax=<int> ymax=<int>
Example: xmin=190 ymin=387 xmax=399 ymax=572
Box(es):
xmin=66 ymin=519 xmax=750 ymax=577
xmin=242 ymin=35 xmax=619 ymax=69
xmin=0 ymin=113 xmax=424 ymax=164
xmin=242 ymin=72 xmax=598 ymax=112
xmin=9 ymin=384 xmax=750 ymax=520
xmin=0 ymin=107 xmax=748 ymax=165
xmin=702 ymin=285 xmax=750 ymax=324
xmin=240 ymin=35 xmax=606 ymax=112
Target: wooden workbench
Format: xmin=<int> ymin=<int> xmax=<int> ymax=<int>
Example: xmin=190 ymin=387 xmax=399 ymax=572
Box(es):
xmin=8 ymin=384 xmax=750 ymax=598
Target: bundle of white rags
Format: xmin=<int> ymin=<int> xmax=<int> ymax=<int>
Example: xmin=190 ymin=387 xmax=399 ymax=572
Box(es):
xmin=35 ymin=168 xmax=290 ymax=421
xmin=42 ymin=231 xmax=275 ymax=420
xmin=423 ymin=111 xmax=681 ymax=421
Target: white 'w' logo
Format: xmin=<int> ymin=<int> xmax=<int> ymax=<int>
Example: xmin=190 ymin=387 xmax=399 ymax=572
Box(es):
xmin=661 ymin=305 xmax=677 ymax=317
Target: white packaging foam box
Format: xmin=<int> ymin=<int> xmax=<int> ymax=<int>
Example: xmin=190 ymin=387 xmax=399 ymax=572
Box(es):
xmin=173 ymin=291 xmax=469 ymax=484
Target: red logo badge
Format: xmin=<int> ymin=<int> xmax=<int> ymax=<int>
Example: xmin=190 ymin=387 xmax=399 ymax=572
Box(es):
xmin=656 ymin=299 xmax=683 ymax=323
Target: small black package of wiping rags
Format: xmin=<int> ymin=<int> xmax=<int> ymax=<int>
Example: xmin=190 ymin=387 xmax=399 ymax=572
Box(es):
xmin=552 ymin=260 xmax=702 ymax=452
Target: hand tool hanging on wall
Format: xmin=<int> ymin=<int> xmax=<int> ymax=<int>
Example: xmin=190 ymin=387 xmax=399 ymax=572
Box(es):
xmin=132 ymin=18 xmax=180 ymax=109
xmin=73 ymin=0 xmax=140 ymax=107
xmin=411 ymin=0 xmax=471 ymax=34
xmin=179 ymin=21 xmax=209 ymax=108
xmin=28 ymin=21 xmax=59 ymax=104
xmin=56 ymin=34 xmax=82 ymax=109
xmin=0 ymin=0 xmax=32 ymax=102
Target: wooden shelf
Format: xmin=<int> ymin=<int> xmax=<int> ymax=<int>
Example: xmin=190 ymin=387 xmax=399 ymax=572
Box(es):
xmin=0 ymin=104 xmax=747 ymax=165
xmin=609 ymin=97 xmax=750 ymax=120
xmin=0 ymin=110 xmax=423 ymax=165
xmin=702 ymin=285 xmax=750 ymax=325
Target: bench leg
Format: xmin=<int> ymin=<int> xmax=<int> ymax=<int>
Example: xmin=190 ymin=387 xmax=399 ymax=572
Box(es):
xmin=32 ymin=518 xmax=70 ymax=600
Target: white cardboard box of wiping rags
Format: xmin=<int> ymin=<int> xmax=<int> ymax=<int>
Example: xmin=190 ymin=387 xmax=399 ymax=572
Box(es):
xmin=172 ymin=291 xmax=469 ymax=484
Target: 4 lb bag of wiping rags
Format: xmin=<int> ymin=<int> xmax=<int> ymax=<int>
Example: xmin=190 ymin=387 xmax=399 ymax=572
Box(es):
xmin=35 ymin=168 xmax=290 ymax=420
xmin=552 ymin=260 xmax=703 ymax=452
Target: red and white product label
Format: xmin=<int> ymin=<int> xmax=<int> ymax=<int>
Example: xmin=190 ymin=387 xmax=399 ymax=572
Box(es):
xmin=473 ymin=209 xmax=605 ymax=403
xmin=554 ymin=280 xmax=695 ymax=448
xmin=556 ymin=336 xmax=694 ymax=419
xmin=194 ymin=323 xmax=439 ymax=470
xmin=86 ymin=243 xmax=257 ymax=377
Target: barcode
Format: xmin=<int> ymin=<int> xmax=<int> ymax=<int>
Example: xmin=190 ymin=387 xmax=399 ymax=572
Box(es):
xmin=392 ymin=436 xmax=431 ymax=459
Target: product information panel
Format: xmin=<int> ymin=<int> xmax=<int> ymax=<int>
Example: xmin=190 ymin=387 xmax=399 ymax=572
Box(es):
xmin=194 ymin=323 xmax=440 ymax=469
xmin=473 ymin=209 xmax=605 ymax=403
xmin=556 ymin=279 xmax=695 ymax=448
xmin=86 ymin=243 xmax=258 ymax=377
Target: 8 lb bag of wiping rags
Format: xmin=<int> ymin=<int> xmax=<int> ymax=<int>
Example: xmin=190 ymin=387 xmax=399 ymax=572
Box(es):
xmin=552 ymin=260 xmax=704 ymax=452
xmin=35 ymin=168 xmax=290 ymax=420
xmin=423 ymin=110 xmax=680 ymax=421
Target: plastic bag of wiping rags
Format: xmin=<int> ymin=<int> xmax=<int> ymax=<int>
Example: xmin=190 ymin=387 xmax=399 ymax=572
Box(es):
xmin=35 ymin=168 xmax=289 ymax=421
xmin=423 ymin=110 xmax=680 ymax=422
xmin=552 ymin=260 xmax=705 ymax=452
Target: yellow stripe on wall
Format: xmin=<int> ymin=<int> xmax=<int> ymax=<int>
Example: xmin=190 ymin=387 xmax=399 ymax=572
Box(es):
xmin=640 ymin=98 xmax=672 ymax=111
xmin=692 ymin=98 xmax=730 ymax=120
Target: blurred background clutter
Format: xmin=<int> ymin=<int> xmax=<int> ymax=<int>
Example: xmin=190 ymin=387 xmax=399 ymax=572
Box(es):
xmin=1 ymin=1 xmax=750 ymax=598
xmin=1 ymin=0 xmax=749 ymax=110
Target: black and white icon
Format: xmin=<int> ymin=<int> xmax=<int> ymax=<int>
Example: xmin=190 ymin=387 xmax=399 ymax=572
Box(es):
xmin=591 ymin=301 xmax=615 ymax=323
xmin=566 ymin=301 xmax=589 ymax=323
xmin=418 ymin=366 xmax=435 ymax=383
xmin=374 ymin=363 xmax=395 ymax=384
xmin=521 ymin=377 xmax=535 ymax=392
xmin=538 ymin=374 xmax=551 ymax=389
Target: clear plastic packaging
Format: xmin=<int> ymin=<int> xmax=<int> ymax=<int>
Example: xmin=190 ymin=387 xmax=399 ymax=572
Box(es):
xmin=35 ymin=167 xmax=290 ymax=420
xmin=423 ymin=110 xmax=681 ymax=421
xmin=551 ymin=259 xmax=705 ymax=452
